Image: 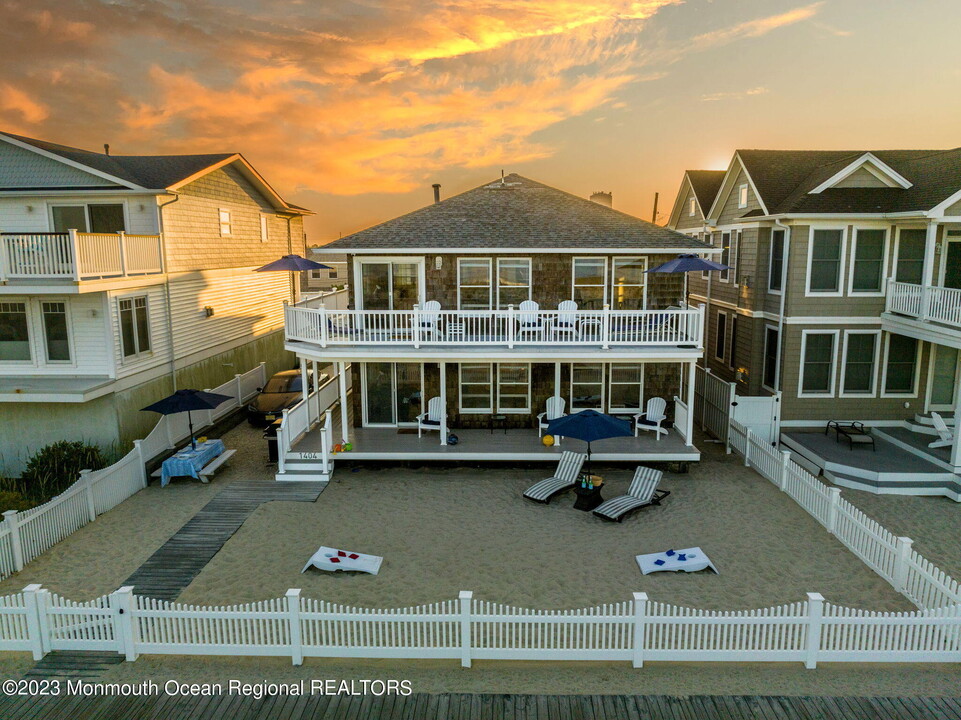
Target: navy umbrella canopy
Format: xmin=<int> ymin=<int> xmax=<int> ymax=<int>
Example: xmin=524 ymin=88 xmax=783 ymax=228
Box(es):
xmin=546 ymin=409 xmax=633 ymax=476
xmin=142 ymin=389 xmax=234 ymax=449
xmin=645 ymin=254 xmax=729 ymax=274
xmin=254 ymin=254 xmax=332 ymax=272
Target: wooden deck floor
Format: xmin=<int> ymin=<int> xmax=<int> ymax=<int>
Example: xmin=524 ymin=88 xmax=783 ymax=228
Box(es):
xmin=3 ymin=691 xmax=960 ymax=719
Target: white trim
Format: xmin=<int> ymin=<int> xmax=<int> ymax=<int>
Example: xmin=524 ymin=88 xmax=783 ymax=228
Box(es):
xmin=930 ymin=186 xmax=961 ymax=217
xmin=495 ymin=362 xmax=531 ymax=414
xmin=689 ymin=196 xmax=696 ymax=217
xmin=880 ymin=333 xmax=922 ymax=398
xmin=925 ymin=343 xmax=960 ymax=412
xmin=768 ymin=228 xmax=785 ymax=294
xmin=838 ymin=330 xmax=881 ymax=398
xmin=805 ymin=226 xmax=847 ymax=297
xmin=761 ymin=324 xmax=779 ymax=393
xmin=495 ymin=257 xmax=532 ymax=309
xmin=607 ymin=362 xmax=645 ymax=415
xmin=359 ymin=361 xmax=425 ymax=426
xmin=329 ymin=247 xmax=721 ymax=255
xmin=714 ymin=310 xmax=728 ymax=362
xmin=798 ymin=329 xmax=839 ymax=399
xmin=38 ymin=297 xmax=75 ymax=366
xmin=719 ymin=231 xmax=732 ymax=283
xmin=808 ymin=153 xmax=912 ymax=194
xmin=705 ymin=152 xmax=770 ymax=221
xmin=48 ymin=200 xmax=129 ymax=234
xmin=737 ymin=184 xmax=749 ymax=209
xmin=218 ymin=208 xmax=232 ymax=236
xmin=353 ymin=257 xmax=426 ymax=311
xmin=783 ymin=317 xmax=882 ymax=326
xmin=892 ymin=225 xmax=927 ymax=284
xmin=457 ymin=257 xmax=493 ymax=310
xmin=686 ymin=294 xmax=774 ymax=319
xmin=260 ymin=214 xmax=269 ymax=243
xmin=847 ymin=227 xmax=889 ymax=296
xmin=459 ymin=362 xmax=493 ymax=414
xmin=939 ymin=235 xmax=961 ymax=287
xmin=728 ymin=314 xmax=738 ymax=370
xmin=0 ymin=133 xmax=144 ymax=190
xmin=569 ymin=362 xmax=605 ymax=412
xmin=571 ymin=256 xmax=608 ymax=307
xmin=611 ymin=256 xmax=648 ymax=310
xmin=116 ymin=292 xmax=154 ymax=363
xmin=0 ymin=298 xmax=34 ymax=365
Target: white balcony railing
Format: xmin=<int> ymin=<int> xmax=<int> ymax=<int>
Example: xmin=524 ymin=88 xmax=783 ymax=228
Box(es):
xmin=887 ymin=279 xmax=961 ymax=329
xmin=285 ymin=304 xmax=704 ymax=350
xmin=0 ymin=231 xmax=164 ymax=281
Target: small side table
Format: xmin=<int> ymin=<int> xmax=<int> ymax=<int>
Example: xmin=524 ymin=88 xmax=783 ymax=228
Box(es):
xmin=489 ymin=414 xmax=508 ymax=434
xmin=573 ymin=482 xmax=604 ymax=511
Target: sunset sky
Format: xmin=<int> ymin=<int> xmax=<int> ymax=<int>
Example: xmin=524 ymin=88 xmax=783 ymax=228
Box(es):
xmin=1 ymin=0 xmax=959 ymax=242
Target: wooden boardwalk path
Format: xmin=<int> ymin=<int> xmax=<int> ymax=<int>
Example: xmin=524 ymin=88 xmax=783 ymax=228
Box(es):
xmin=2 ymin=692 xmax=960 ymax=719
xmin=123 ymin=480 xmax=327 ymax=601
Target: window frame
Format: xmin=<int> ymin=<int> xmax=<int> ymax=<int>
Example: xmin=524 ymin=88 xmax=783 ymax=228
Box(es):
xmin=117 ymin=293 xmax=153 ymax=362
xmin=457 ymin=257 xmax=493 ymax=310
xmin=49 ymin=202 xmax=128 ymax=234
xmin=570 ymin=362 xmax=605 ymax=412
xmin=714 ymin=310 xmax=728 ymax=362
xmin=737 ymin=184 xmax=749 ymax=209
xmin=496 ymin=363 xmax=531 ymax=414
xmin=838 ymin=329 xmax=881 ymax=399
xmin=768 ymin=229 xmax=785 ymax=294
xmin=610 ymin=256 xmax=648 ymax=310
xmin=847 ymin=227 xmax=889 ymax=297
xmin=495 ymin=257 xmax=532 ymax=310
xmin=39 ymin=298 xmax=74 ymax=365
xmin=571 ymin=257 xmax=608 ymax=308
xmin=732 ymin=230 xmax=742 ymax=286
xmin=729 ymin=314 xmax=738 ymax=370
xmin=805 ymin=227 xmax=847 ymax=297
xmin=0 ymin=299 xmax=33 ymax=365
xmin=260 ymin=214 xmax=269 ymax=243
xmin=798 ymin=329 xmax=839 ymax=399
xmin=762 ymin=324 xmax=779 ymax=393
xmin=607 ymin=363 xmax=645 ymax=415
xmin=893 ymin=226 xmax=927 ymax=285
xmin=701 ymin=234 xmax=714 ymax=280
xmin=688 ymin=196 xmax=696 ymax=217
xmin=219 ymin=209 xmax=232 ymax=236
xmin=880 ymin=333 xmax=921 ymax=398
xmin=458 ymin=362 xmax=493 ymax=414
xmin=719 ymin=233 xmax=731 ymax=282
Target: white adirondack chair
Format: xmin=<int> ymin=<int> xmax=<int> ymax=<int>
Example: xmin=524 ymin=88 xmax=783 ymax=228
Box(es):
xmin=554 ymin=300 xmax=579 ymax=340
xmin=634 ymin=397 xmax=668 ymax=440
xmin=417 ymin=396 xmax=443 ymax=437
xmin=928 ymin=412 xmax=955 ymax=449
xmin=517 ymin=300 xmax=544 ymax=340
xmin=537 ymin=395 xmax=567 ymax=445
xmin=418 ymin=301 xmax=441 ymax=340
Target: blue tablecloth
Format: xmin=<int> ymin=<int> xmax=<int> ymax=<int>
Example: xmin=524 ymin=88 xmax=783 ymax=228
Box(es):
xmin=161 ymin=439 xmax=226 ymax=487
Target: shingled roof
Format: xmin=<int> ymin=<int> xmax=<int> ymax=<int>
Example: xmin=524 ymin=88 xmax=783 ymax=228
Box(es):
xmin=686 ymin=170 xmax=725 ymax=214
xmin=736 ymin=148 xmax=961 ymax=214
xmin=322 ymin=174 xmax=712 ymax=252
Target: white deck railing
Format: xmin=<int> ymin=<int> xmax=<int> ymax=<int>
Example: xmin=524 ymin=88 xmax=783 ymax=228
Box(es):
xmin=887 ymin=279 xmax=961 ymax=329
xmin=1 ymin=586 xmax=958 ymax=667
xmin=0 ymin=231 xmax=164 ymax=281
xmin=286 ymin=304 xmax=704 ymax=350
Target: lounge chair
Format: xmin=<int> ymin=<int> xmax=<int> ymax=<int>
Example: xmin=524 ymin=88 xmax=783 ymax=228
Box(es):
xmin=523 ymin=451 xmax=586 ymax=503
xmin=302 ymin=546 xmax=383 ymax=575
xmin=929 ymin=412 xmax=955 ymax=450
xmin=634 ymin=397 xmax=668 ymax=440
xmin=417 ymin=396 xmax=443 ymax=437
xmin=517 ymin=300 xmax=544 ymax=340
xmin=537 ymin=395 xmax=567 ymax=445
xmin=593 ymin=466 xmax=669 ymax=522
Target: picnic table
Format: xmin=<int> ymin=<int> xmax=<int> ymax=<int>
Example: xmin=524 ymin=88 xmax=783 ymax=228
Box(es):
xmin=161 ymin=439 xmax=226 ymax=487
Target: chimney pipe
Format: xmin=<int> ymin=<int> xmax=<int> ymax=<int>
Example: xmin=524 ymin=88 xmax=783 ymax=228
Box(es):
xmin=103 ymin=143 xmax=110 ymax=156
xmin=432 ymin=183 xmax=441 ymax=204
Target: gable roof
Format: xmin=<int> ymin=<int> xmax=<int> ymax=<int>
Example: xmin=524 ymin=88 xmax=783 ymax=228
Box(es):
xmin=686 ymin=170 xmax=726 ymax=215
xmin=0 ymin=131 xmax=310 ymax=213
xmin=321 ymin=173 xmax=713 ymax=253
xmin=734 ymin=148 xmax=961 ymax=215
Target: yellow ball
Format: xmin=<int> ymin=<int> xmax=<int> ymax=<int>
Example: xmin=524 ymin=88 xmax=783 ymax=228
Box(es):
xmin=542 ymin=434 xmax=555 ymax=447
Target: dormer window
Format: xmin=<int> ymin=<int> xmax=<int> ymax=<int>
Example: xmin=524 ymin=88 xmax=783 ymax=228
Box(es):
xmin=737 ymin=184 xmax=749 ymax=209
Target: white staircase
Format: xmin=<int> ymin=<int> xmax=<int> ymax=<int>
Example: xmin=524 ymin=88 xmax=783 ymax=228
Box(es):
xmin=276 ymin=455 xmax=333 ymax=482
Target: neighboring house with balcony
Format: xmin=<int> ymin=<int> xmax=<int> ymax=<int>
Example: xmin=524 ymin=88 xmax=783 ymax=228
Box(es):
xmin=668 ymin=148 xmax=961 ymax=496
xmin=0 ymin=130 xmax=310 ymax=475
xmin=278 ymin=174 xmax=714 ymax=480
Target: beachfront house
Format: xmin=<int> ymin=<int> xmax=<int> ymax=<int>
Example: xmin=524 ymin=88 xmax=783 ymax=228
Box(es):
xmin=278 ymin=174 xmax=715 ymax=480
xmin=0 ymin=131 xmax=311 ymax=475
xmin=668 ymin=149 xmax=961 ymax=497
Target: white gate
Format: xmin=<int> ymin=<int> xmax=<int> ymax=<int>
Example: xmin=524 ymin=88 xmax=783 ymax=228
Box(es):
xmin=694 ymin=366 xmax=735 ymax=443
xmin=44 ymin=593 xmax=119 ymax=652
xmin=731 ymin=392 xmax=781 ymax=445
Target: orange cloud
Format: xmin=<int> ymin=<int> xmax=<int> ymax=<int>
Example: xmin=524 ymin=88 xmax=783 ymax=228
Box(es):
xmin=0 ymin=83 xmax=49 ymax=123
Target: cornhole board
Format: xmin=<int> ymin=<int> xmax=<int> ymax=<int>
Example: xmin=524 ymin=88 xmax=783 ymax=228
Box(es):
xmin=302 ymin=546 xmax=383 ymax=575
xmin=636 ymin=546 xmax=718 ymax=575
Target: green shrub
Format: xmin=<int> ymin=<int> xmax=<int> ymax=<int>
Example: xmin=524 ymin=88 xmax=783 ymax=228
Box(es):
xmin=18 ymin=441 xmax=107 ymax=503
xmin=0 ymin=491 xmax=34 ymax=513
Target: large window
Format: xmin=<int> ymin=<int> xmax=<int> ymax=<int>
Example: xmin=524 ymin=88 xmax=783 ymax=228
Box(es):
xmin=611 ymin=258 xmax=646 ymax=310
xmin=496 ymin=364 xmax=530 ymax=413
xmin=51 ymin=204 xmax=125 ymax=233
xmin=799 ymin=331 xmax=837 ymax=396
xmin=715 ymin=311 xmax=727 ymax=361
xmin=608 ymin=364 xmax=644 ymax=414
xmin=895 ymin=229 xmax=925 ymax=284
xmin=762 ymin=326 xmax=779 ymax=391
xmin=840 ymin=331 xmax=879 ymax=396
xmin=459 ymin=364 xmax=492 ymax=413
xmin=572 ymin=258 xmax=606 ymax=309
xmin=883 ymin=334 xmax=919 ymax=396
xmin=457 ymin=259 xmax=492 ymax=310
xmin=41 ymin=301 xmax=70 ymax=362
xmin=496 ymin=258 xmax=530 ymax=309
xmin=0 ymin=302 xmax=30 ymax=362
xmin=719 ymin=233 xmax=731 ymax=282
xmin=850 ymin=229 xmax=886 ymax=294
xmin=119 ymin=296 xmax=151 ymax=358
xmin=808 ymin=229 xmax=844 ymax=293
xmin=769 ymin=230 xmax=785 ymax=292
xmin=571 ymin=363 xmax=604 ymax=411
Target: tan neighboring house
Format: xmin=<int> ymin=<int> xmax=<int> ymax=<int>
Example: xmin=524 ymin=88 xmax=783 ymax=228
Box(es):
xmin=668 ymin=149 xmax=961 ymax=495
xmin=301 ymin=252 xmax=348 ymax=293
xmin=0 ymin=131 xmax=311 ymax=474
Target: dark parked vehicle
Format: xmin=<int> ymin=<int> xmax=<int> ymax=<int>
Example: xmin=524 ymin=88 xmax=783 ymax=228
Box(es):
xmin=247 ymin=370 xmax=324 ymax=426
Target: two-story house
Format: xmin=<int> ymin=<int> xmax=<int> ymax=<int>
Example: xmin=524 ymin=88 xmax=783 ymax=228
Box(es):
xmin=669 ymin=149 xmax=961 ymax=496
xmin=0 ymin=131 xmax=311 ymax=475
xmin=278 ymin=174 xmax=715 ymax=480
xmin=301 ymin=252 xmax=348 ymax=294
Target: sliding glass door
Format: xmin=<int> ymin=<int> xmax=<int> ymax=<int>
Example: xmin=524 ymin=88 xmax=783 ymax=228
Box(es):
xmin=363 ymin=362 xmax=422 ymax=426
xmin=358 ymin=261 xmax=421 ymax=310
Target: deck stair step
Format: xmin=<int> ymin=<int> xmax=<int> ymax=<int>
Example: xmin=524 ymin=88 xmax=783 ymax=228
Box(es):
xmin=907 ymin=413 xmax=956 ymax=436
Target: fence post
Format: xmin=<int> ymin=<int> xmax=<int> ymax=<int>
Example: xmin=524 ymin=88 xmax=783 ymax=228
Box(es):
xmin=80 ymin=469 xmax=97 ymax=522
xmin=412 ymin=304 xmax=421 ymax=349
xmin=458 ymin=591 xmax=473 ymax=668
xmin=602 ymin=304 xmax=610 ymax=349
xmin=826 ymin=487 xmax=841 ymax=535
xmin=234 ymin=373 xmax=244 ymax=403
xmin=133 ymin=440 xmax=148 ymax=489
xmin=507 ymin=304 xmax=515 ymax=349
xmin=259 ymin=361 xmax=267 ymax=387
xmin=778 ymin=449 xmax=791 ymax=491
xmin=21 ymin=584 xmax=46 ymax=661
xmin=804 ymin=592 xmax=824 ymax=669
xmin=35 ymin=587 xmax=51 ymax=655
xmin=743 ymin=429 xmax=751 ymax=467
xmin=110 ymin=586 xmax=138 ymax=661
xmin=3 ymin=510 xmax=24 ymax=571
xmin=632 ymin=592 xmax=647 ymax=668
xmin=68 ymin=228 xmax=81 ymax=281
xmin=117 ymin=231 xmax=128 ymax=276
xmin=286 ymin=589 xmax=303 ymax=666
xmin=318 ymin=303 xmax=328 ymax=347
xmin=894 ymin=537 xmax=914 ymax=592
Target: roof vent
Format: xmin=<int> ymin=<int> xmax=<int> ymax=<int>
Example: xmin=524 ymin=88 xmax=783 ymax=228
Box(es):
xmin=432 ymin=183 xmax=441 ymax=204
xmin=103 ymin=143 xmax=110 ymax=156
xmin=590 ymin=191 xmax=612 ymax=208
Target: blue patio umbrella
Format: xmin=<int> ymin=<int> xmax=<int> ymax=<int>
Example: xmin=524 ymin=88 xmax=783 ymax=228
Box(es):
xmin=254 ymin=254 xmax=332 ymax=272
xmin=546 ymin=409 xmax=633 ymax=476
xmin=142 ymin=389 xmax=234 ymax=450
xmin=644 ymin=253 xmax=730 ymax=299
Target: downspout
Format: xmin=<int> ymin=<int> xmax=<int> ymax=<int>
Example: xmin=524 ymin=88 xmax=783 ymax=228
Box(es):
xmin=157 ymin=192 xmax=180 ymax=390
xmin=773 ymin=218 xmax=791 ymax=393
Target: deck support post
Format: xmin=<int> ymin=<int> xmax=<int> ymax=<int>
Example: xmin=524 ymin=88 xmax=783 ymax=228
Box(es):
xmin=950 ymin=372 xmax=961 ymax=471
xmin=685 ymin=361 xmax=695 ymax=447
xmin=554 ymin=363 xmax=562 ymax=446
xmin=920 ymin=222 xmax=938 ymax=320
xmin=300 ymin=357 xmax=309 ymax=405
xmin=439 ymin=362 xmax=448 ymax=445
xmin=338 ymin=361 xmax=349 ymax=445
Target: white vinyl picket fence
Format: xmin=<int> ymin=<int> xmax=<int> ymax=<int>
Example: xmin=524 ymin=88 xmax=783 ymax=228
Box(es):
xmin=1 ymin=585 xmax=958 ymax=668
xmin=729 ymin=418 xmax=961 ymax=611
xmin=0 ymin=362 xmax=268 ymax=582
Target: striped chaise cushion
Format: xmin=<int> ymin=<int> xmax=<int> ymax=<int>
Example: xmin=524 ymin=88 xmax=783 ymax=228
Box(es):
xmin=593 ymin=466 xmax=666 ymax=521
xmin=523 ymin=451 xmax=586 ymax=503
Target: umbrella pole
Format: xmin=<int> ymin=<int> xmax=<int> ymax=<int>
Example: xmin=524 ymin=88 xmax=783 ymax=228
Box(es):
xmin=188 ymin=410 xmax=195 ymax=450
